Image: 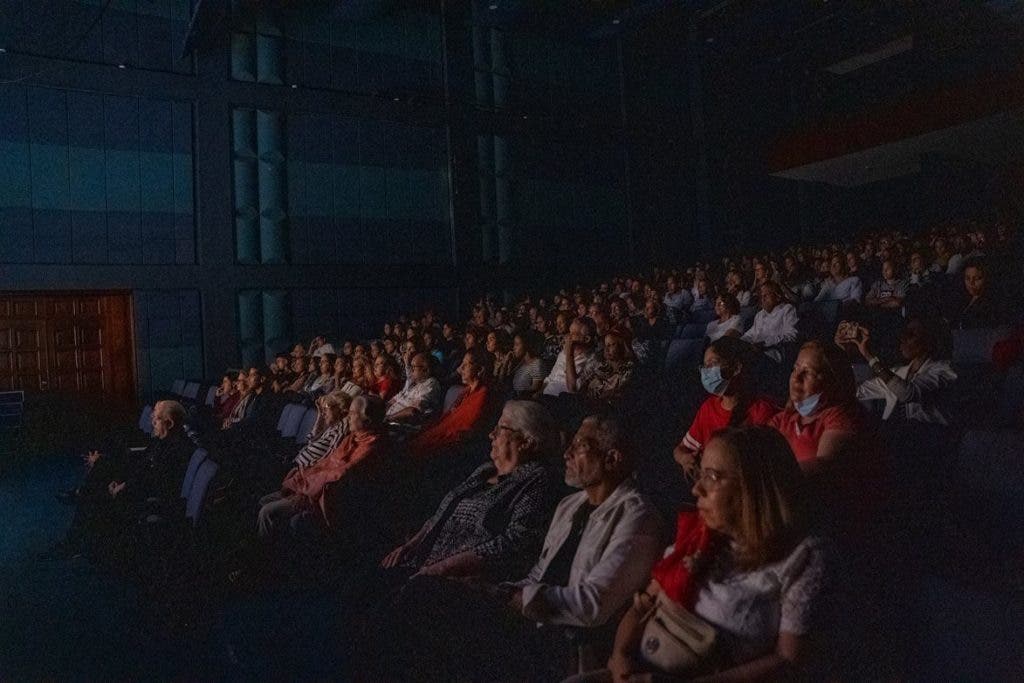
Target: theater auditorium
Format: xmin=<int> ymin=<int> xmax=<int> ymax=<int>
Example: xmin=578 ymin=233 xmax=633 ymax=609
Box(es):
xmin=2 ymin=0 xmax=1023 ymax=680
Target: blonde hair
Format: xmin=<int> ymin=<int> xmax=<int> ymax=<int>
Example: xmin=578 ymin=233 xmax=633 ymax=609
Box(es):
xmin=707 ymin=426 xmax=809 ymax=570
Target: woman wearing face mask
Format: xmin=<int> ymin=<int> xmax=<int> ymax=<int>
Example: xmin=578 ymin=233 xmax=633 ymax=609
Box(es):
xmin=769 ymin=340 xmax=863 ymax=474
xmin=673 ymin=337 xmax=778 ymax=475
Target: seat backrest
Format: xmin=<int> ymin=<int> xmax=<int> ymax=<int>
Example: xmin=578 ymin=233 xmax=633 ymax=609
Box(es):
xmin=171 ymin=379 xmax=186 ymax=396
xmin=204 ymin=385 xmax=217 ymax=407
xmin=280 ymin=404 xmax=307 ymax=438
xmin=138 ymin=404 xmax=154 ymax=434
xmin=952 ymin=327 xmax=1011 ymax=364
xmin=183 ymin=382 xmax=200 ymax=400
xmin=665 ymin=339 xmax=702 ymax=372
xmin=276 ymin=402 xmax=298 ymax=432
xmin=739 ymin=306 xmax=757 ymax=330
xmin=185 ymin=459 xmax=219 ymax=525
xmin=443 ymin=385 xmax=464 ymax=412
xmin=180 ymin=448 xmax=208 ymax=499
xmin=958 ymin=429 xmax=1024 ymax=491
xmin=691 ymin=309 xmax=716 ymax=325
xmin=677 ymin=322 xmax=706 ymax=340
xmin=999 ymin=363 xmax=1024 ymax=423
xmin=294 ymin=408 xmax=318 ymax=444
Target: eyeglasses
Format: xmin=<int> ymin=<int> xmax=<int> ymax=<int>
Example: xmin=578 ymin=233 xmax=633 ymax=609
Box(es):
xmin=685 ymin=466 xmax=731 ymax=488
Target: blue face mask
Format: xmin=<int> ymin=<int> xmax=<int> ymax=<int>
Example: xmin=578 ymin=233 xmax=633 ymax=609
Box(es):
xmin=794 ymin=393 xmax=822 ymax=417
xmin=700 ymin=365 xmax=730 ymax=396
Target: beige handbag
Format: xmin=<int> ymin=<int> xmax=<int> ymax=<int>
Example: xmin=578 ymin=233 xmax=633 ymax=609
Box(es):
xmin=636 ymin=591 xmax=717 ymax=675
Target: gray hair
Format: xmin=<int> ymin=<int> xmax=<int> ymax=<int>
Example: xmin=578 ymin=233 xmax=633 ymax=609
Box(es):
xmin=351 ymin=394 xmax=385 ymax=427
xmin=501 ymin=400 xmax=560 ymax=457
xmin=321 ymin=391 xmax=353 ymax=412
xmin=580 ymin=414 xmax=632 ymax=467
xmin=155 ymin=400 xmax=187 ymax=428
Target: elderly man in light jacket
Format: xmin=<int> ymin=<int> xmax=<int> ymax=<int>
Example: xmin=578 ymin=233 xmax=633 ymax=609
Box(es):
xmin=364 ymin=413 xmax=664 ymax=681
xmin=508 ymin=414 xmax=664 ymax=629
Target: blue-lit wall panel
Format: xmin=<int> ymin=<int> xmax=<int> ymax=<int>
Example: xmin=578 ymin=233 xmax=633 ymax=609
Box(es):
xmin=0 ymin=0 xmax=193 ymax=74
xmin=135 ymin=289 xmax=203 ymax=394
xmin=0 ymin=86 xmax=195 ymax=265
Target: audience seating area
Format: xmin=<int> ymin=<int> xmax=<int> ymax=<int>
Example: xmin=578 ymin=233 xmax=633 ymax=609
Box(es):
xmin=53 ymin=221 xmax=1024 ymax=680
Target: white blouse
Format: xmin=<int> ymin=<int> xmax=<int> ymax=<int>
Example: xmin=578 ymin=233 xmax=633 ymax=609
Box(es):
xmin=705 ymin=315 xmax=744 ymax=341
xmin=690 ymin=536 xmax=829 ymax=665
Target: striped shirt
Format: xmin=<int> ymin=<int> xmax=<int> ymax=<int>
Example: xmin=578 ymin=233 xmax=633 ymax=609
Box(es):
xmin=294 ymin=420 xmax=349 ymax=467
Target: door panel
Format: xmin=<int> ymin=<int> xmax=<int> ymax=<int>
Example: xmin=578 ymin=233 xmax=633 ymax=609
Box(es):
xmin=0 ymin=292 xmax=135 ymax=404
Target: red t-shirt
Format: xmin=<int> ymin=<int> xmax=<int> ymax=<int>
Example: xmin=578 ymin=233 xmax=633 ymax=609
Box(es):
xmin=680 ymin=396 xmax=778 ymax=452
xmin=768 ymin=405 xmax=860 ymax=463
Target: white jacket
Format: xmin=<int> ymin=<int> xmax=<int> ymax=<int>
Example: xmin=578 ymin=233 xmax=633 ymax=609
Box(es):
xmin=512 ymin=478 xmax=663 ymax=627
xmin=856 ymin=357 xmax=957 ymax=424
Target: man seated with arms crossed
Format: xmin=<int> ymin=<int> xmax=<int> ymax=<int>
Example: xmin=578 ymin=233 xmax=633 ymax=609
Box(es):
xmin=364 ymin=414 xmax=664 ymax=682
xmin=385 ymin=352 xmax=442 ymax=427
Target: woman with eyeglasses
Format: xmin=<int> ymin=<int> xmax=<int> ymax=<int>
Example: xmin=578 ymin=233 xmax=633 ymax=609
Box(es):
xmin=575 ymin=426 xmax=828 ymax=683
xmin=673 ymin=337 xmax=777 ymax=477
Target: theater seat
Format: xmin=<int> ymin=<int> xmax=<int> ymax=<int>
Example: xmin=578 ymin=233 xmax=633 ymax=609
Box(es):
xmin=294 ymin=408 xmax=318 ymax=445
xmin=185 ymin=459 xmax=219 ymax=526
xmin=691 ymin=309 xmax=716 ymax=325
xmin=443 ymin=385 xmax=464 ymax=412
xmin=739 ymin=306 xmax=757 ymax=330
xmin=952 ymin=327 xmax=1012 ymax=364
xmin=180 ymin=448 xmax=208 ymax=499
xmin=676 ymin=322 xmax=706 ymax=340
xmin=182 ymin=382 xmax=200 ymax=400
xmin=138 ymin=405 xmax=153 ymax=435
xmin=665 ymin=339 xmax=702 ymax=372
xmin=277 ymin=403 xmax=306 ymax=438
xmin=171 ymin=379 xmax=186 ymax=396
xmin=204 ymin=385 xmax=218 ymax=407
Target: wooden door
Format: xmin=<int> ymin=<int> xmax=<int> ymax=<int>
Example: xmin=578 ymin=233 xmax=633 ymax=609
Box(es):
xmin=0 ymin=292 xmax=135 ymax=405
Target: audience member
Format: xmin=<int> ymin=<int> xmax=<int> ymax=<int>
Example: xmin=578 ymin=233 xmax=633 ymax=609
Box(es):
xmin=386 ymin=353 xmax=443 ymax=424
xmin=769 ymin=340 xmax=862 ymax=471
xmin=379 ymin=400 xmax=562 ymax=580
xmin=815 ymin=254 xmax=863 ymax=303
xmin=366 ymin=415 xmax=663 ymax=681
xmin=864 ymin=259 xmax=907 ymax=311
xmin=292 ymin=392 xmax=352 ymax=468
xmin=706 ymin=293 xmax=744 ymax=341
xmin=407 ymin=348 xmax=495 ymax=458
xmin=510 ymin=330 xmax=547 ymax=399
xmin=674 ymin=337 xmax=779 ymax=473
xmin=544 ymin=317 xmax=598 ymax=398
xmin=741 ymin=282 xmax=799 ymax=362
xmin=594 ymin=426 xmax=827 ymax=683
xmin=52 ymin=401 xmax=196 ymax=560
xmin=841 ymin=319 xmax=957 ymax=424
xmin=947 ymin=259 xmax=1003 ymax=329
xmin=257 ymin=395 xmax=387 ymax=539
